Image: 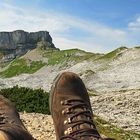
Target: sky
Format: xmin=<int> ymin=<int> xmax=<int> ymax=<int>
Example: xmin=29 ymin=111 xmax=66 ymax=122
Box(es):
xmin=0 ymin=0 xmax=140 ymax=53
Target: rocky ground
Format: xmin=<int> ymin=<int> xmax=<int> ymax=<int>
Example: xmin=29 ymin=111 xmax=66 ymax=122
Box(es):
xmin=91 ymin=89 xmax=140 ymax=133
xmin=20 ymin=89 xmax=140 ymax=140
xmin=20 ymin=113 xmax=56 ymax=140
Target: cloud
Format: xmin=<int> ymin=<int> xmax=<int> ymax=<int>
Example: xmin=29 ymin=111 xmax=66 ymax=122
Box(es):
xmin=0 ymin=2 xmax=139 ymax=53
xmin=63 ymin=16 xmax=126 ymax=40
xmin=52 ymin=35 xmax=104 ymax=52
xmin=0 ymin=3 xmax=69 ymax=32
xmin=128 ymin=16 xmax=140 ymax=31
xmin=51 ymin=17 xmax=128 ymax=52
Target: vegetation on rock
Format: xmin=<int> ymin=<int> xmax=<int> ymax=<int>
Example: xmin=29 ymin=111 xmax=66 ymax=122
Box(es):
xmin=43 ymin=49 xmax=95 ymax=65
xmin=0 ymin=48 xmax=99 ymax=77
xmin=97 ymin=46 xmax=127 ymax=60
xmin=0 ymin=58 xmax=45 ymax=77
xmin=95 ymin=115 xmax=140 ymax=140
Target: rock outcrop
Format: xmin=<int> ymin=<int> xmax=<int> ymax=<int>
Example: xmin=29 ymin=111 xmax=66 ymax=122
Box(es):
xmin=0 ymin=30 xmax=55 ymax=62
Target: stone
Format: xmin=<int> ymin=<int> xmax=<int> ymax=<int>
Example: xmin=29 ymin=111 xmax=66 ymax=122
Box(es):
xmin=20 ymin=113 xmax=56 ymax=140
xmin=91 ymin=89 xmax=140 ymax=133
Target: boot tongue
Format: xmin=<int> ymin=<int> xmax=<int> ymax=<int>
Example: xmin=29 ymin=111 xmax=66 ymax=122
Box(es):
xmin=64 ymin=101 xmax=101 ymax=140
xmin=72 ymin=108 xmax=92 ymax=130
xmin=71 ymin=108 xmax=100 ymax=140
xmin=81 ymin=137 xmax=99 ymax=140
xmin=78 ymin=115 xmax=91 ymax=129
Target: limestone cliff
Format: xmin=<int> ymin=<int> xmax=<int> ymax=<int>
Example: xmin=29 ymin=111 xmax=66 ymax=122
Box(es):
xmin=0 ymin=30 xmax=56 ymax=62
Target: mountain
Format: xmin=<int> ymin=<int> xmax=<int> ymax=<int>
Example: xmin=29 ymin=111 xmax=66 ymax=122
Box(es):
xmin=0 ymin=30 xmax=56 ymax=63
xmin=0 ymin=46 xmax=139 ymax=93
xmin=0 ymin=32 xmax=140 ymax=139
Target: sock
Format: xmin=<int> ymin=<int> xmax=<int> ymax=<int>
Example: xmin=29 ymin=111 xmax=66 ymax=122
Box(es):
xmin=0 ymin=131 xmax=9 ymax=140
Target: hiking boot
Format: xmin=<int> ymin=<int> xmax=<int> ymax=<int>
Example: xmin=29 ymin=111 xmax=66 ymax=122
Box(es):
xmin=0 ymin=95 xmax=34 ymax=140
xmin=49 ymin=72 xmax=102 ymax=140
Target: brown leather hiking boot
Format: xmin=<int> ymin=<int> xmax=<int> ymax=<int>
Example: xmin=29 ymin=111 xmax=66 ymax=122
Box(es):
xmin=0 ymin=95 xmax=34 ymax=140
xmin=50 ymin=72 xmax=102 ymax=140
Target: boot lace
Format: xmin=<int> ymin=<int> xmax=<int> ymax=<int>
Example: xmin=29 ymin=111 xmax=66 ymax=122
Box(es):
xmin=60 ymin=99 xmax=101 ymax=140
xmin=0 ymin=112 xmax=7 ymax=125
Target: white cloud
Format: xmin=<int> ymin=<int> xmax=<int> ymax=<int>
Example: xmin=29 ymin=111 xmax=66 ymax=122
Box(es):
xmin=128 ymin=16 xmax=140 ymax=31
xmin=62 ymin=16 xmax=127 ymax=41
xmin=0 ymin=2 xmax=139 ymax=53
xmin=52 ymin=36 xmax=104 ymax=53
xmin=0 ymin=3 xmax=69 ymax=33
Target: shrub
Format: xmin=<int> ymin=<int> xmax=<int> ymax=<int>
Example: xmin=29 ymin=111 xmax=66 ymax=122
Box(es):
xmin=0 ymin=86 xmax=50 ymax=114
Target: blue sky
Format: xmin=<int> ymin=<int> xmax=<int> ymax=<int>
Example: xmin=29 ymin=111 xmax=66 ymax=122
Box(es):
xmin=0 ymin=0 xmax=140 ymax=52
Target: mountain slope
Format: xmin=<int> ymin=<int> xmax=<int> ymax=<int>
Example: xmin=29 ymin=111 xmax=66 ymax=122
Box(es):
xmin=0 ymin=48 xmax=101 ymax=77
xmin=0 ymin=47 xmax=140 ymax=92
xmin=0 ymin=46 xmax=140 ymax=138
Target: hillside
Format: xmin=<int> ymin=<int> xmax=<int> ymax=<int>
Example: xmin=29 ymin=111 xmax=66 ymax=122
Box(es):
xmin=0 ymin=46 xmax=140 ymax=139
xmin=0 ymin=46 xmax=139 ymax=92
xmin=0 ymin=48 xmax=100 ymax=77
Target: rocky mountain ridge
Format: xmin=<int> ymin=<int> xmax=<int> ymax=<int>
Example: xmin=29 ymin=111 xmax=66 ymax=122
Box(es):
xmin=0 ymin=30 xmax=56 ymax=62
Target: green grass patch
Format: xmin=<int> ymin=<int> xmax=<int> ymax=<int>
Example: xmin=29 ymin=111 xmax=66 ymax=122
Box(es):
xmin=94 ymin=115 xmax=140 ymax=140
xmin=97 ymin=47 xmax=127 ymax=60
xmin=0 ymin=48 xmax=100 ymax=77
xmin=0 ymin=58 xmax=45 ymax=77
xmin=135 ymin=46 xmax=140 ymax=49
xmin=88 ymin=90 xmax=98 ymax=97
xmin=0 ymin=86 xmax=50 ymax=114
xmin=43 ymin=49 xmax=96 ymax=65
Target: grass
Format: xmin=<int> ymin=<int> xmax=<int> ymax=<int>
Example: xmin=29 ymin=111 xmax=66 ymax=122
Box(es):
xmin=94 ymin=115 xmax=140 ymax=140
xmin=97 ymin=47 xmax=127 ymax=60
xmin=89 ymin=47 xmax=128 ymax=72
xmin=0 ymin=47 xmax=129 ymax=77
xmin=135 ymin=46 xmax=140 ymax=49
xmin=0 ymin=48 xmax=96 ymax=77
xmin=0 ymin=58 xmax=45 ymax=78
xmin=88 ymin=90 xmax=98 ymax=97
xmin=0 ymin=49 xmax=96 ymax=78
xmin=43 ymin=49 xmax=96 ymax=65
